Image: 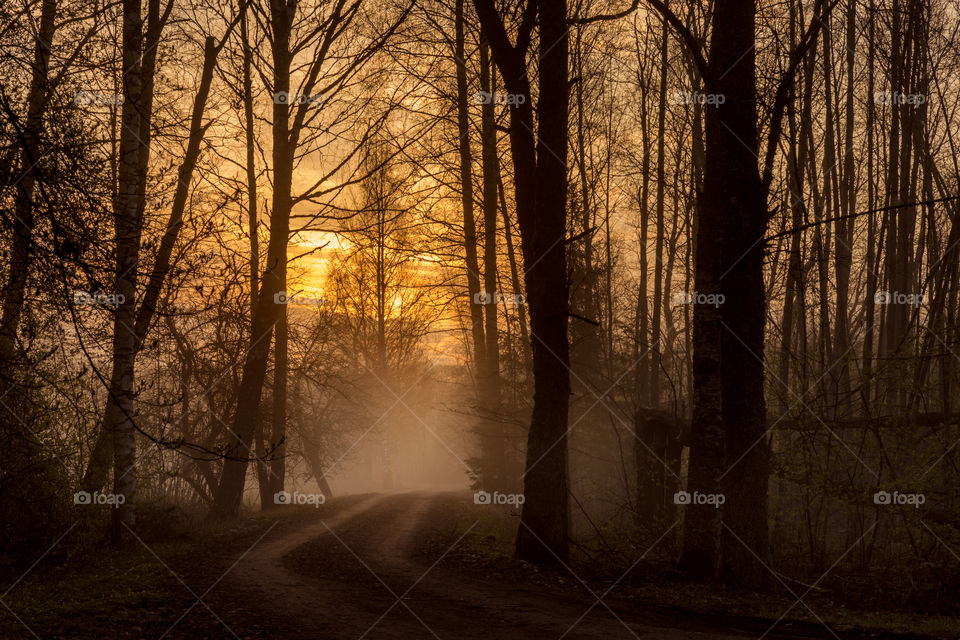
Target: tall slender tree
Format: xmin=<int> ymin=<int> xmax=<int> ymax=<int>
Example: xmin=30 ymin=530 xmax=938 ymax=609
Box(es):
xmin=473 ymin=0 xmax=571 ymax=565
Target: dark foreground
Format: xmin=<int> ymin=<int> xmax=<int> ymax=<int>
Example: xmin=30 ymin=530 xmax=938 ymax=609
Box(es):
xmin=1 ymin=491 xmax=954 ymax=639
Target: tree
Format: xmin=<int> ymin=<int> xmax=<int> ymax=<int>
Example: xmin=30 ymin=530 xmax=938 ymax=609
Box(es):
xmin=210 ymin=0 xmax=411 ymax=517
xmin=83 ymin=0 xmax=236 ymax=541
xmin=652 ymin=0 xmax=831 ymax=587
xmin=473 ymin=0 xmax=571 ymax=566
xmin=709 ymin=0 xmax=771 ymax=589
xmin=107 ymin=0 xmax=147 ymax=544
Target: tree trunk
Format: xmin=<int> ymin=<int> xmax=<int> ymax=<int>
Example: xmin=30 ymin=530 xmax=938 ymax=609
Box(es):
xmin=210 ymin=0 xmax=295 ymax=517
xmin=513 ymin=0 xmax=570 ymax=567
xmin=498 ymin=175 xmax=531 ymax=370
xmin=269 ymin=301 xmax=288 ymax=500
xmin=650 ymin=7 xmax=669 ymax=409
xmin=473 ymin=0 xmax=571 ymax=566
xmin=861 ymin=0 xmax=877 ymax=411
xmin=0 ymin=0 xmax=57 ymax=368
xmin=455 ymin=0 xmax=486 ymax=375
xmin=832 ymin=0 xmax=856 ymax=419
xmin=240 ymin=6 xmax=271 ymax=509
xmin=109 ymin=0 xmax=146 ymax=545
xmin=712 ymin=0 xmax=771 ymax=589
xmin=479 ymin=36 xmax=504 ymax=489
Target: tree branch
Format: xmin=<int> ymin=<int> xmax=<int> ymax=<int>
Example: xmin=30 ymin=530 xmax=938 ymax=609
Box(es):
xmin=644 ymin=0 xmax=708 ymax=83
xmin=569 ymin=0 xmax=640 ymax=25
xmin=761 ymin=0 xmax=840 ymax=193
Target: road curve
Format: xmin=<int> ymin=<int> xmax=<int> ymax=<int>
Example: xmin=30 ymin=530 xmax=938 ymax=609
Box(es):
xmin=224 ymin=491 xmax=786 ymax=640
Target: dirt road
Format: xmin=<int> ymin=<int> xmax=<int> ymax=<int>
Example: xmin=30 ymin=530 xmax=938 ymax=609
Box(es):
xmin=214 ymin=491 xmax=794 ymax=640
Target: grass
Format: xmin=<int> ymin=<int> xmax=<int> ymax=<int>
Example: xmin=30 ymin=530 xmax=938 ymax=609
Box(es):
xmin=2 ymin=542 xmax=193 ymax=638
xmin=0 ymin=496 xmax=377 ymax=639
xmin=0 ymin=505 xmax=277 ymax=639
xmin=425 ymin=497 xmax=960 ymax=640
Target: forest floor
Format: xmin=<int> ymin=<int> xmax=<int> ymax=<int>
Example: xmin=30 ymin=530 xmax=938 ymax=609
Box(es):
xmin=1 ymin=490 xmax=957 ymax=639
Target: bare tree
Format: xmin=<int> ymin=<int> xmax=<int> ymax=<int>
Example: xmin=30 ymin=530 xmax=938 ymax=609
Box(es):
xmin=473 ymin=0 xmax=571 ymax=565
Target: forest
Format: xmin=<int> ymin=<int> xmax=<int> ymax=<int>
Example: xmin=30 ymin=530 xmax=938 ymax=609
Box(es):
xmin=1 ymin=0 xmax=959 ymax=637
